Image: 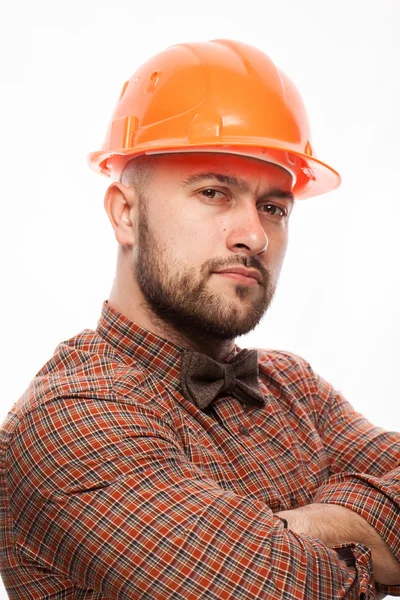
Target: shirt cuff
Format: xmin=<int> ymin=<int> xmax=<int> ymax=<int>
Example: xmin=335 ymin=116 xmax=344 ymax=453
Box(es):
xmin=331 ymin=542 xmax=374 ymax=599
xmin=375 ymin=582 xmax=400 ymax=596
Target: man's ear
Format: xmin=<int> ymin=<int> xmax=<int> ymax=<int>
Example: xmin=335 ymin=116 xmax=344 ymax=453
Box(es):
xmin=103 ymin=182 xmax=138 ymax=247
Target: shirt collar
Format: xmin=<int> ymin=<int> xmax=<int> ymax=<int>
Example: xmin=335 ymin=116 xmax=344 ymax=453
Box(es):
xmin=95 ymin=300 xmax=241 ymax=386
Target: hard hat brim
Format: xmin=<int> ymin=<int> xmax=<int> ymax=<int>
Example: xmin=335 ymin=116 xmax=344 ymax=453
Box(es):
xmin=88 ymin=142 xmax=341 ymax=200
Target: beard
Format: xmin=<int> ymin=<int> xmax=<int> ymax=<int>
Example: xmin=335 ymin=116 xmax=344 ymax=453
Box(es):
xmin=133 ymin=194 xmax=277 ymax=343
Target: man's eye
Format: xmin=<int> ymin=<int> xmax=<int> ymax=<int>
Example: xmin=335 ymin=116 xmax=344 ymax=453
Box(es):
xmin=261 ymin=204 xmax=286 ymax=217
xmin=200 ymin=189 xmax=225 ymax=199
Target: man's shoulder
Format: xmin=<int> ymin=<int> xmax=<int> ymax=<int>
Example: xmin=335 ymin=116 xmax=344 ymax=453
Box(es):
xmin=9 ymin=327 xmax=145 ymax=422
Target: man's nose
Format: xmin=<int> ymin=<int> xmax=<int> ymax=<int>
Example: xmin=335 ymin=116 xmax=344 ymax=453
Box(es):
xmin=225 ymin=203 xmax=268 ymax=256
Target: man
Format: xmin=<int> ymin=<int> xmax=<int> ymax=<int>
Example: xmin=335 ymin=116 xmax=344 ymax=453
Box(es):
xmin=0 ymin=39 xmax=399 ymax=599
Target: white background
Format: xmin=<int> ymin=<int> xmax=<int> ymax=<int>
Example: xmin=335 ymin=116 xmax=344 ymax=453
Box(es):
xmin=1 ymin=0 xmax=399 ymax=597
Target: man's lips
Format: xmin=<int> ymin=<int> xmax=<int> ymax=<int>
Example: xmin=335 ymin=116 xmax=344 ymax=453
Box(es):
xmin=214 ymin=268 xmax=262 ymax=284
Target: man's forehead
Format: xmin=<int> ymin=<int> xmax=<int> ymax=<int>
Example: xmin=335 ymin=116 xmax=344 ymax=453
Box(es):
xmin=152 ymin=152 xmax=294 ymax=187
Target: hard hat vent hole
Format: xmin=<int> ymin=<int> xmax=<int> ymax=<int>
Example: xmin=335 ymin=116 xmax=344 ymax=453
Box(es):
xmin=146 ymin=71 xmax=160 ymax=93
xmin=119 ymin=81 xmax=129 ymax=100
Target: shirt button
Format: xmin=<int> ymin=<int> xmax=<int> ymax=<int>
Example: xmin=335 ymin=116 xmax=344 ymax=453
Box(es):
xmin=290 ymin=494 xmax=299 ymax=508
xmin=238 ymin=424 xmax=250 ymax=436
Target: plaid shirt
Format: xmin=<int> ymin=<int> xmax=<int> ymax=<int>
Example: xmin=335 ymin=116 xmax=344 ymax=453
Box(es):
xmin=0 ymin=300 xmax=399 ymax=599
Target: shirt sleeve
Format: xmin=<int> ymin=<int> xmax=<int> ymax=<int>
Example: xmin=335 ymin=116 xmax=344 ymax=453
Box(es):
xmin=8 ymin=396 xmax=372 ymax=599
xmin=302 ymin=361 xmax=400 ymax=596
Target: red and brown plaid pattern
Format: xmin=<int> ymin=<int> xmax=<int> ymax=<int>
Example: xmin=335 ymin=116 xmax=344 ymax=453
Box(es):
xmin=0 ymin=300 xmax=399 ymax=599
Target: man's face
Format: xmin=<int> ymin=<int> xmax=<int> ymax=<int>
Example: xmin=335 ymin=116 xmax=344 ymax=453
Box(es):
xmin=132 ymin=152 xmax=294 ymax=343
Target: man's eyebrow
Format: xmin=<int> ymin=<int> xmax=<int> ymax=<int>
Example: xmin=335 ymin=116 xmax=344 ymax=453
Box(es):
xmin=181 ymin=172 xmax=294 ymax=204
xmin=265 ymin=187 xmax=295 ymax=205
xmin=181 ymin=172 xmax=251 ymax=193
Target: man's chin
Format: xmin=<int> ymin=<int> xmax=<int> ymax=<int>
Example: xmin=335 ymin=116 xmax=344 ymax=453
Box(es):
xmin=200 ymin=313 xmax=266 ymax=339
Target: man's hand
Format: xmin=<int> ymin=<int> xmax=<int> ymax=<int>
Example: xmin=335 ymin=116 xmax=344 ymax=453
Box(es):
xmin=276 ymin=503 xmax=400 ymax=586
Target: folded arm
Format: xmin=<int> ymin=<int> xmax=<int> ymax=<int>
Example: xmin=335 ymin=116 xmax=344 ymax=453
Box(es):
xmin=277 ymin=502 xmax=400 ymax=585
xmin=287 ymin=356 xmax=400 ymax=595
xmin=10 ymin=397 xmax=371 ymax=599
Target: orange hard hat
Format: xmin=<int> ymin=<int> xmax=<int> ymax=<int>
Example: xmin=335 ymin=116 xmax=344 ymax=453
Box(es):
xmin=87 ymin=39 xmax=340 ymax=199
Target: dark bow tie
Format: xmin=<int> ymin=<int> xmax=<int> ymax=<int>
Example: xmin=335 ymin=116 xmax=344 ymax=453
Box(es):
xmin=180 ymin=348 xmax=265 ymax=410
